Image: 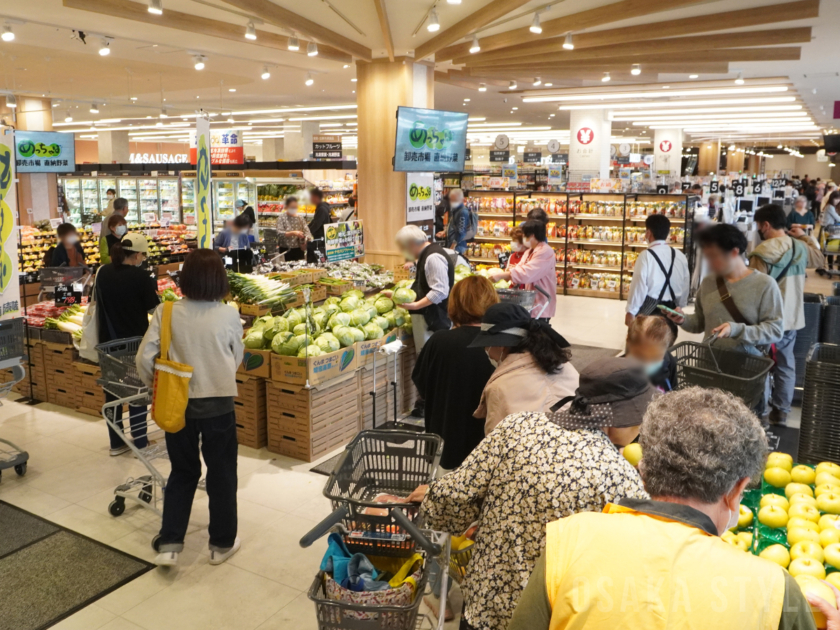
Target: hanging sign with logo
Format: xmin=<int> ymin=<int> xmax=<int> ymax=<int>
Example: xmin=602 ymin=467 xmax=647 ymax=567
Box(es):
xmin=490 ymin=150 xmax=510 ymax=162
xmin=190 ymin=128 xmax=243 ymax=164
xmin=501 ymin=164 xmax=517 ymax=185
xmin=15 ymin=131 xmax=75 ymax=173
xmin=195 ymin=117 xmax=213 ymax=249
xmin=313 ymin=134 xmax=343 ymax=160
xmin=548 ymin=166 xmax=563 ymax=186
xmin=393 ymin=106 xmax=468 ymax=173
xmin=406 ymin=173 xmax=435 ymax=223
xmin=0 ymin=130 xmax=19 ymax=319
xmin=324 ymin=221 xmax=365 ymax=261
xmin=523 ymin=151 xmax=542 ymax=163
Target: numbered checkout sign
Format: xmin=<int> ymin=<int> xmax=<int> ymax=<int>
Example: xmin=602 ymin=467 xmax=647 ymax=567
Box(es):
xmin=732 ymin=181 xmax=746 ymax=197
xmin=752 ymin=181 xmax=764 ymax=195
xmin=709 ymin=181 xmax=721 ymax=194
xmin=656 ymin=184 xmax=669 ymax=195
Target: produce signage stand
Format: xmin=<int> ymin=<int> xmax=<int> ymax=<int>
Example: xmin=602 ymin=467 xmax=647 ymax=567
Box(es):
xmin=465 ymin=190 xmax=697 ymax=301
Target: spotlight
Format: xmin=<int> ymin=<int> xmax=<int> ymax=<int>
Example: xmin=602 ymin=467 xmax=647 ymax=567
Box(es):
xmin=735 ymin=72 xmax=744 ymax=85
xmin=245 ymin=21 xmax=257 ymax=40
xmin=194 ymin=55 xmax=205 ymax=70
xmin=530 ymin=13 xmax=542 ymax=34
xmin=1 ymin=26 xmax=14 ymax=42
xmin=630 ymin=64 xmax=641 ymax=76
xmin=469 ymin=35 xmax=480 ymax=54
xmin=148 ymin=0 xmax=163 ymax=15
xmin=90 ymin=103 xmax=100 ymax=114
xmin=563 ymin=33 xmax=574 ymax=50
xmin=261 ymin=66 xmax=271 ymax=80
xmin=5 ymin=94 xmax=15 ymax=108
xmin=305 ymin=72 xmax=314 ymax=86
xmin=98 ymin=38 xmax=110 ymax=56
xmin=602 ymin=72 xmax=611 ymax=82
xmin=509 ymin=80 xmax=517 ymax=89
xmin=777 ymin=144 xmax=783 ymax=149
xmin=544 ymin=82 xmax=553 ymax=87
xmin=64 ymin=112 xmax=73 ymax=122
xmin=288 ymin=36 xmax=300 ymax=51
xmin=689 ymin=74 xmax=698 ymax=79
xmin=160 ymin=107 xmax=168 ymax=118
xmin=427 ymin=9 xmax=440 ymax=32
xmin=307 ymin=41 xmax=318 ymax=56
xmin=478 ymin=83 xmax=487 ymax=92
xmin=533 ymin=77 xmax=541 ymax=86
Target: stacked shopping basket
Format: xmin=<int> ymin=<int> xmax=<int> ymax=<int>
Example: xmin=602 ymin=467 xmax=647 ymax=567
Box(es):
xmin=798 ymin=344 xmax=840 ymax=465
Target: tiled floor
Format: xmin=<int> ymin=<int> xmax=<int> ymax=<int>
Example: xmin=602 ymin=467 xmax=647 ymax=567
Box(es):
xmin=0 ymin=290 xmax=815 ymax=629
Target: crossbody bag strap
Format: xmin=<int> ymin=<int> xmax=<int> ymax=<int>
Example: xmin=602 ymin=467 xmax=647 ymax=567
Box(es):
xmin=716 ymin=276 xmax=749 ymax=325
xmin=772 ymin=240 xmax=799 ymax=284
xmin=160 ymin=301 xmax=173 ymax=362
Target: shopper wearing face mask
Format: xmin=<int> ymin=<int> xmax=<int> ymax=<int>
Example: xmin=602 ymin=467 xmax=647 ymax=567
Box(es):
xmin=506 ymin=226 xmax=526 ymax=275
xmin=100 ymin=214 xmax=128 ymax=265
xmin=749 ymin=204 xmax=822 ymax=426
xmin=99 ymin=197 xmax=129 ymax=254
xmin=471 ymin=302 xmax=579 ymax=435
xmin=275 ymin=195 xmax=312 ymax=262
xmin=95 ymin=233 xmax=159 ymax=456
xmin=104 ymin=188 xmax=117 ymax=215
xmin=50 ymin=223 xmax=88 ymax=268
xmin=625 ymin=315 xmax=676 ymax=392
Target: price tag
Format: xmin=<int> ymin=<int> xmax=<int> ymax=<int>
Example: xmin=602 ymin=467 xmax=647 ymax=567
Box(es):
xmin=681 ymin=181 xmax=691 ymax=192
xmin=753 ymin=182 xmax=763 ymax=195
xmin=733 ymin=182 xmax=745 ymax=197
xmin=54 ymin=283 xmax=82 ymax=306
xmin=709 ymin=181 xmax=720 ymax=193
xmin=657 ymin=185 xmax=669 ymax=195
xmin=224 ymin=256 xmax=233 ymax=266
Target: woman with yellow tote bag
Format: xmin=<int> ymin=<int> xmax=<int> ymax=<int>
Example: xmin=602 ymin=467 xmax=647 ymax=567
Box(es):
xmin=137 ymin=250 xmax=245 ymax=568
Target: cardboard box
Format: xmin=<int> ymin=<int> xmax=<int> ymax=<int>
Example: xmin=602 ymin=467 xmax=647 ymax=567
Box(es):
xmin=295 ymin=285 xmax=327 ymax=304
xmin=45 ymin=365 xmax=75 ymax=390
xmin=318 ymin=279 xmax=353 ymax=296
xmin=76 ymin=388 xmax=106 ymax=417
xmin=355 ymin=328 xmax=402 ymax=367
xmin=73 ymin=361 xmax=102 ymax=392
xmin=240 ymin=303 xmax=272 ymax=317
xmin=307 ymin=268 xmax=328 ymax=283
xmin=234 ymin=374 xmax=267 ymax=449
xmin=393 ymin=267 xmax=413 ymax=283
xmin=278 ymin=270 xmax=314 ymax=286
xmin=238 ymin=347 xmax=272 ymax=379
xmin=48 ymin=383 xmax=77 ymax=408
xmin=42 ymin=343 xmax=77 ymax=367
xmin=157 ymin=262 xmax=182 ymax=277
xmin=267 ymin=419 xmax=357 ymax=462
xmin=270 ymin=345 xmax=357 ymax=386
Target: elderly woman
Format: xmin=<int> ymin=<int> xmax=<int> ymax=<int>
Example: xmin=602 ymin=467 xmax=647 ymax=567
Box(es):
xmin=408 ymin=357 xmax=652 ymax=630
xmin=509 ymin=387 xmax=828 ymax=630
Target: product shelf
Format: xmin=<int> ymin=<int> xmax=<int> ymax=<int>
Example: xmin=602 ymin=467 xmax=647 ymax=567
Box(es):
xmin=630 ymin=217 xmax=685 ymax=224
xmin=569 ymin=264 xmax=623 ymax=273
xmin=570 ymin=214 xmax=624 ymax=221
xmin=570 ymin=239 xmax=624 ymax=247
xmin=565 ymin=288 xmax=621 ymax=299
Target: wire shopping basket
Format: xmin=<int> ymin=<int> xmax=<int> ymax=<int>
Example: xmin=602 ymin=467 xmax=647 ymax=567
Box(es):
xmin=496 ymin=285 xmax=552 ymax=318
xmin=671 ymin=335 xmax=773 ymax=408
xmin=0 ymin=318 xmax=26 ymax=367
xmin=95 ymin=337 xmax=149 ymax=401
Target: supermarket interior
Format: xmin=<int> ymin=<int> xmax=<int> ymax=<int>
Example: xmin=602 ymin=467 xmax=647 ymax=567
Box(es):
xmin=4 ymin=0 xmax=840 ymax=629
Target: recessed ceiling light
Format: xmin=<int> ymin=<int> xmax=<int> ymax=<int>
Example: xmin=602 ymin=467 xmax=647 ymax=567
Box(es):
xmin=427 ymin=9 xmax=440 ymax=32
xmin=530 ymin=13 xmax=542 ymax=34
xmin=469 ymin=35 xmax=480 ymax=54
xmin=689 ymin=74 xmax=699 ymax=79
xmin=229 ymin=88 xmax=236 ymax=92
xmin=245 ymin=21 xmax=257 ymax=40
xmin=509 ymin=80 xmax=517 ymax=89
xmin=130 ymin=96 xmax=138 ymax=101
xmin=343 ymin=64 xmax=350 ymax=69
xmin=563 ymin=32 xmax=574 ymax=50
xmin=662 ymin=85 xmax=670 ymax=89
xmin=631 ymin=64 xmax=641 ymax=76
xmin=533 ymin=77 xmax=541 ymax=86
xmin=544 ymin=82 xmax=553 ymax=87
xmin=148 ymin=0 xmax=163 ymax=15
xmin=1 ymin=25 xmax=14 ymax=42
xmin=512 ymin=106 xmax=518 ymax=110
xmin=351 ymin=78 xmax=357 ymax=82
xmin=478 ymin=83 xmax=487 ymax=91
xmin=288 ymin=36 xmax=300 ymax=51
xmin=90 ymin=103 xmax=99 ymax=113
xmin=463 ymin=98 xmax=470 ymax=102
xmin=64 ymin=113 xmax=72 ymax=122
xmin=735 ymin=72 xmax=745 ymax=85
xmin=602 ymin=72 xmax=611 ymax=83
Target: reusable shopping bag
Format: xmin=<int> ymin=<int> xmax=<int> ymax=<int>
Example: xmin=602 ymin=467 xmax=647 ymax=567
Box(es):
xmin=151 ymin=301 xmax=192 ymax=432
xmin=79 ymin=267 xmax=105 ymax=362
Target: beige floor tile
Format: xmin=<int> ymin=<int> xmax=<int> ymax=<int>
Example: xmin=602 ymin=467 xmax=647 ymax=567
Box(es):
xmin=0 ymin=483 xmax=72 ymax=517
xmin=50 ymin=604 xmax=116 ymax=630
xmin=182 ymin=496 xmax=286 ymax=553
xmin=56 ymin=417 xmax=116 ymax=454
xmin=48 ymin=504 xmax=140 ymax=544
xmin=25 ymin=453 xmax=149 ymax=503
xmin=10 ymin=435 xmax=98 ymax=473
xmin=99 ymin=618 xmax=147 ymax=630
xmin=237 ymin=463 xmax=327 ymax=514
xmin=122 ymin=563 xmax=298 ymax=630
xmin=77 ymin=488 xmax=164 ymax=529
xmin=255 ymin=591 xmax=319 ymax=630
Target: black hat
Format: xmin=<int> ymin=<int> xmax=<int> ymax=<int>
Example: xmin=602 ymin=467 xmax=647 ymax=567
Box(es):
xmin=546 ymin=356 xmax=658 ymax=430
xmin=468 ymin=302 xmax=570 ymax=349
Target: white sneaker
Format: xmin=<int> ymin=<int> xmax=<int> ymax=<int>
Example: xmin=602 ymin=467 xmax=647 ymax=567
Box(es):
xmin=209 ymin=538 xmax=241 ymax=565
xmin=155 ymin=551 xmax=179 ymax=567
xmin=109 ymin=445 xmax=130 ymax=457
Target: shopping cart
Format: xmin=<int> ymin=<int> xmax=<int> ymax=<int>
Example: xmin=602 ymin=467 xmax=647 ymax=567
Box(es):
xmin=817 ymin=225 xmax=840 ymax=279
xmin=0 ymin=318 xmax=29 ymax=482
xmin=300 ymin=430 xmax=449 ymax=630
xmin=96 ymin=337 xmax=168 ymax=518
xmin=38 ymin=267 xmax=93 ymax=301
xmin=671 ymin=333 xmax=774 ymax=408
xmin=496 ymin=285 xmax=552 ymax=318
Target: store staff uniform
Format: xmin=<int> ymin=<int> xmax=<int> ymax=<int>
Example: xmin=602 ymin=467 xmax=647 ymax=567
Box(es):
xmin=411 ymin=242 xmax=455 ymax=351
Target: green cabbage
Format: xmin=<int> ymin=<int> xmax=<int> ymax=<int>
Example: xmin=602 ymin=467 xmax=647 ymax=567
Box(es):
xmin=371 ymin=315 xmax=389 ymax=331
xmin=244 ymin=332 xmax=265 ymax=349
xmin=392 ymin=310 xmax=406 ymax=327
xmin=363 ymin=322 xmax=385 ymax=340
xmin=375 ymin=296 xmax=395 ymax=313
xmin=298 ymin=345 xmax=323 ymax=358
xmin=324 ymin=296 xmax=341 ymax=306
xmin=263 ymin=317 xmax=289 ymax=341
xmin=271 ymin=331 xmax=296 ymax=355
xmin=403 ymin=319 xmax=413 ymax=335
xmin=339 ymin=295 xmax=360 ymax=312
xmin=393 ymin=288 xmax=416 ymax=305
xmin=350 ymin=308 xmax=372 ymax=327
xmin=293 ymin=323 xmax=311 ymax=336
xmin=350 ymin=326 xmax=366 ymax=343
xmin=342 ymin=289 xmax=365 ymax=300
xmin=332 ymin=326 xmax=356 ymax=348
xmin=252 ymin=315 xmax=274 ymax=331
xmin=395 ymin=279 xmax=414 ymax=290
xmin=315 ymin=333 xmax=340 ymax=353
xmin=284 ymin=309 xmax=303 ymax=328
xmin=323 ymin=304 xmax=340 ymax=319
xmin=384 ymin=311 xmax=397 ymax=329
xmin=328 ymin=312 xmax=352 ymax=330
xmin=313 ymin=313 xmax=327 ymax=330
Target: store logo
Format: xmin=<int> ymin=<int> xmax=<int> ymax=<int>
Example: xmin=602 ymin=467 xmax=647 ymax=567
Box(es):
xmin=659 ymin=140 xmax=672 ymax=153
xmin=130 ymin=153 xmax=189 ymax=164
xmin=577 ymin=127 xmax=594 ymax=145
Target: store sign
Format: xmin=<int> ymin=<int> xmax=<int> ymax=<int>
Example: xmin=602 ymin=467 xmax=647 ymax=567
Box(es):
xmin=523 ymin=151 xmax=542 ymax=163
xmin=753 ymin=181 xmax=764 ymax=195
xmin=406 ymin=173 xmax=435 ymax=223
xmin=0 ymin=131 xmax=19 ymax=319
xmin=570 ymin=111 xmax=609 ymax=174
xmin=681 ymin=181 xmax=691 ymax=191
xmin=325 ymin=220 xmax=365 ymax=261
xmin=195 ymin=117 xmax=212 ymax=249
xmin=15 ymin=131 xmax=75 ymax=173
xmin=313 ymin=134 xmax=343 ymax=160
xmin=733 ymin=181 xmax=746 ymax=197
xmin=548 ymin=167 xmax=563 ymax=186
xmin=490 ymin=150 xmax=509 ymax=163
xmin=190 ymin=128 xmax=243 ymax=165
xmin=393 ymin=106 xmax=468 ymax=173
xmin=502 ymin=164 xmax=517 ymax=185
xmin=130 ymin=153 xmax=189 ymax=164
xmin=709 ymin=181 xmax=721 ymax=193
xmin=550 ymin=153 xmax=568 ymax=163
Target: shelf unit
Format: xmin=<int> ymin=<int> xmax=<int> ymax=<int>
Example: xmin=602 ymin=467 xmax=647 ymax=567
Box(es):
xmin=463 ymin=189 xmax=697 ymax=301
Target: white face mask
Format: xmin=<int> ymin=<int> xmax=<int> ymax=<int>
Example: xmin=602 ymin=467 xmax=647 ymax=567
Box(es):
xmin=510 ymin=242 xmax=523 ymax=252
xmin=115 ymin=225 xmax=127 ymax=237
xmin=526 ymin=237 xmax=538 ymax=249
xmin=485 ymin=348 xmax=500 ymax=368
xmin=66 ymin=234 xmax=79 ymax=245
xmin=287 ymin=207 xmax=298 ymax=216
xmin=107 ymin=193 xmax=114 ymax=200
xmin=725 ymin=506 xmax=740 ymax=533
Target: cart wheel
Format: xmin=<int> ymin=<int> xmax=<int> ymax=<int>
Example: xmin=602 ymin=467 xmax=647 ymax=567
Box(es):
xmin=14 ymin=463 xmax=26 ymax=477
xmin=108 ymin=498 xmax=126 ymax=517
xmin=139 ymin=485 xmax=152 ymax=504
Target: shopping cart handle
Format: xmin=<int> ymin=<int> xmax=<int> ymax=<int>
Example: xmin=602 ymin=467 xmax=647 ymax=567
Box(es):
xmin=533 ymin=285 xmax=551 ymax=299
xmin=389 ymin=508 xmax=441 ymax=556
xmin=299 ymin=506 xmax=349 ymax=548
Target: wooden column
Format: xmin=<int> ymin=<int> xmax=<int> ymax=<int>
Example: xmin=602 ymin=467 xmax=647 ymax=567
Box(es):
xmin=727 ymin=148 xmax=745 ymax=174
xmin=698 ymin=140 xmax=721 ymax=175
xmin=356 ymin=57 xmax=434 ymax=269
xmin=15 ymin=97 xmax=60 ymax=226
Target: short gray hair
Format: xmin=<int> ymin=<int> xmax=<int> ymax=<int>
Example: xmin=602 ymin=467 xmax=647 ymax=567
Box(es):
xmin=395 ymin=225 xmax=428 ymax=248
xmin=449 ymin=188 xmax=464 ymax=204
xmin=639 ymin=387 xmax=768 ymax=504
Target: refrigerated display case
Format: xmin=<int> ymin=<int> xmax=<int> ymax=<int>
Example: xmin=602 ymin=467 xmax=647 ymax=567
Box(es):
xmin=98 ymin=178 xmax=117 ymax=213
xmin=181 ymin=178 xmax=195 ymax=226
xmin=118 ymin=178 xmax=140 ymax=221
xmin=139 ymin=178 xmax=160 ymax=219
xmin=62 ymin=178 xmax=82 ymax=225
xmin=81 ymin=178 xmax=100 ymax=215
xmin=237 ymin=181 xmax=256 ymax=208
xmin=159 ymin=177 xmax=180 ymax=222
xmin=213 ymin=180 xmax=236 ymax=228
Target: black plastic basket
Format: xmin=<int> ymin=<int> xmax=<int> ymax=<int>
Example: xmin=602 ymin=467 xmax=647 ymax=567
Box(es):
xmin=823 ymin=297 xmax=840 ymax=345
xmin=0 ymin=318 xmax=25 ymax=365
xmin=322 ymin=430 xmax=442 ymax=556
xmin=95 ymin=337 xmax=147 ymax=397
xmin=799 ymin=344 xmax=840 ymax=465
xmin=671 ymin=341 xmax=773 ymax=408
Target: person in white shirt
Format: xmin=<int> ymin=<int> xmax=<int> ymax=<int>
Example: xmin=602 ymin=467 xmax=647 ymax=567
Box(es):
xmin=624 ymin=214 xmax=690 ymax=336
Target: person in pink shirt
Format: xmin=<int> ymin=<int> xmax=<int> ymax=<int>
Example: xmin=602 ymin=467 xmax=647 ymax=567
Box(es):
xmin=489 ymin=220 xmax=557 ymax=320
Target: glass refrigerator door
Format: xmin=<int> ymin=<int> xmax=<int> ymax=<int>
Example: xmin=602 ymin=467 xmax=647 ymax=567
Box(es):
xmin=62 ymin=178 xmax=82 ymax=226
xmin=81 ymin=178 xmax=100 ymax=216
xmin=158 ymin=178 xmax=180 ymax=223
xmin=118 ymin=178 xmax=139 ymax=222
xmin=214 ymin=180 xmax=236 ymax=227
xmin=181 ymin=178 xmax=196 ymax=226
xmin=139 ymin=179 xmax=161 ymax=220
xmin=236 ymin=182 xmax=256 ymax=208
xmin=98 ymin=178 xmax=117 ymax=213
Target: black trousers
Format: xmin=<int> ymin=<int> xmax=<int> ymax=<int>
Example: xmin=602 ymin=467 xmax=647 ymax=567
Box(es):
xmin=158 ymin=411 xmax=238 ymax=552
xmin=281 ymin=247 xmax=305 ymax=262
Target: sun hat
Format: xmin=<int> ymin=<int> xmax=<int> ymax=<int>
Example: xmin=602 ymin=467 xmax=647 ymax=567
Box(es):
xmin=546 ymin=356 xmax=658 ymax=429
xmin=467 ymin=302 xmax=570 ymax=349
xmin=119 ymin=232 xmax=149 ymax=255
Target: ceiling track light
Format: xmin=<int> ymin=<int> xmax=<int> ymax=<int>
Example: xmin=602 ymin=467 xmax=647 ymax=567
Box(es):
xmin=530 ymin=13 xmax=542 ymax=34
xmin=245 ymin=21 xmax=257 ymax=40
xmin=478 ymin=83 xmax=487 ymax=92
xmin=305 ymin=72 xmax=314 ymax=86
xmin=630 ymin=64 xmax=641 ymax=76
xmin=533 ymin=77 xmax=541 ymax=86
xmin=689 ymin=74 xmax=699 ymax=79
xmin=5 ymin=94 xmax=15 ymax=108
xmin=427 ymin=9 xmax=440 ymax=32
xmin=288 ymin=36 xmax=300 ymax=51
xmin=509 ymin=80 xmax=517 ymax=89
xmin=1 ymin=25 xmax=14 ymax=42
xmin=160 ymin=107 xmax=168 ymax=118
xmin=148 ymin=0 xmax=163 ymax=15
xmin=64 ymin=111 xmax=72 ymax=123
xmin=735 ymin=72 xmax=745 ymax=85
xmin=562 ymin=32 xmax=574 ymax=50
xmin=193 ymin=55 xmax=205 ymax=70
xmin=98 ymin=38 xmax=110 ymax=56
xmin=469 ymin=35 xmax=480 ymax=54
xmin=602 ymin=72 xmax=611 ymax=83
xmin=261 ymin=65 xmax=271 ymax=80
xmin=90 ymin=103 xmax=100 ymax=114
xmin=307 ymin=41 xmax=318 ymax=56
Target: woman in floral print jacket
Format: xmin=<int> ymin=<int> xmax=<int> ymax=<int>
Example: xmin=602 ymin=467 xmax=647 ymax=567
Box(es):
xmin=409 ymin=357 xmax=653 ymax=630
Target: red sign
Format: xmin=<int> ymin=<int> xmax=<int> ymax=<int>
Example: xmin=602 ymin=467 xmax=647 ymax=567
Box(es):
xmin=577 ymin=127 xmax=594 ymax=145
xmin=659 ymin=140 xmax=672 ymax=152
xmin=189 ymin=146 xmax=244 ymax=165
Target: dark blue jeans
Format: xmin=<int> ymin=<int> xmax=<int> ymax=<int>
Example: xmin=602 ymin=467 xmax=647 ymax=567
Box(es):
xmin=105 ymin=391 xmax=148 ymax=450
xmin=158 ymin=411 xmax=238 ymax=553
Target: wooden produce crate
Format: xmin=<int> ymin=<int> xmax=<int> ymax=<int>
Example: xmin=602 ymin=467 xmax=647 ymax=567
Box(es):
xmin=266 ymin=373 xmax=359 ymax=462
xmin=278 ymin=270 xmax=314 ymax=286
xmin=318 ymin=279 xmax=354 ymax=296
xmin=393 ymin=267 xmax=413 ymax=283
xmin=234 ymin=374 xmax=267 ymax=449
xmin=240 ymin=303 xmax=272 ymax=317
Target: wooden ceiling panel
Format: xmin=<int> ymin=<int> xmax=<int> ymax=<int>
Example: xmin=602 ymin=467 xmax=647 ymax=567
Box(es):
xmin=465 ymin=63 xmax=732 ymax=79
xmin=372 ymin=0 xmax=394 ymax=62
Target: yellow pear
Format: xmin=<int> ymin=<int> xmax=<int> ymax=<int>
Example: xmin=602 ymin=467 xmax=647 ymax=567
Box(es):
xmin=791 ymin=540 xmax=825 ymax=563
xmin=790 ymin=493 xmax=819 ymax=508
xmin=820 ymin=528 xmax=840 ymax=548
xmin=788 ymin=517 xmax=820 ymax=533
xmin=623 ymin=443 xmax=642 ymax=467
xmin=765 ymin=467 xmax=792 ymax=488
xmin=795 ymin=574 xmax=837 ymax=628
xmin=786 ymin=483 xmax=815 ymax=498
xmin=827 ymin=573 xmax=840 ymax=591
xmin=759 ymin=544 xmax=791 ymax=568
xmin=738 ymin=505 xmax=754 ymax=528
xmin=790 ymin=503 xmax=821 ymax=524
xmin=816 ymin=472 xmax=840 ymax=487
xmin=821 ymin=515 xmax=840 ymax=531
xmin=789 ymin=557 xmax=827 ymax=580
xmin=722 ymin=530 xmax=738 ymax=543
xmin=824 ymin=543 xmax=840 ymax=569
xmin=789 ymin=527 xmax=822 ymax=546
xmin=816 ymin=483 xmax=840 ymax=498
xmin=761 ymin=494 xmax=790 ymax=511
xmin=768 ymin=452 xmax=794 ymax=471
xmin=759 ymin=505 xmax=790 ymax=529
xmin=816 ymin=462 xmax=840 ymax=479
xmin=737 ymin=532 xmax=753 ymax=548
xmin=792 ymin=465 xmax=817 ymax=485
xmin=818 ymin=493 xmax=840 ymax=515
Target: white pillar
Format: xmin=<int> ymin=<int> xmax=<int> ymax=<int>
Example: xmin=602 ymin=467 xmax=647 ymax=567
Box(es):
xmin=569 ymin=109 xmax=611 ymax=179
xmin=262 ymin=137 xmax=284 ymax=161
xmin=654 ymin=128 xmax=684 ymax=177
xmin=98 ymin=130 xmax=130 ymax=163
xmin=283 ymin=121 xmax=318 ymax=160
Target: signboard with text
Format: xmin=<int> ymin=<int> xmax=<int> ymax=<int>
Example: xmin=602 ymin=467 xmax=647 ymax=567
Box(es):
xmin=190 ymin=128 xmax=243 ymax=164
xmin=394 ymin=106 xmax=468 ymax=172
xmin=406 ymin=173 xmax=435 ymax=223
xmin=490 ymin=150 xmax=510 ymax=163
xmin=523 ymin=151 xmax=542 ymax=163
xmin=195 ymin=118 xmax=213 ymax=249
xmin=313 ymin=134 xmax=343 ymax=160
xmin=0 ymin=130 xmax=19 ymax=319
xmin=15 ymin=131 xmax=74 ymax=173
xmin=325 ymin=221 xmax=365 ymax=261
